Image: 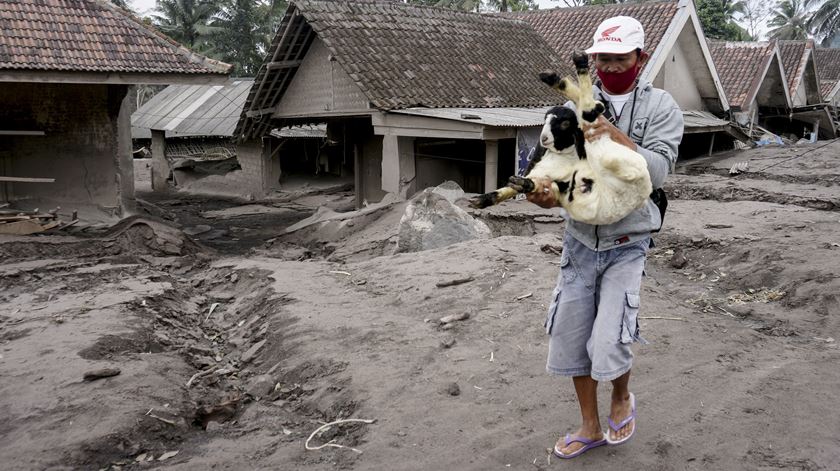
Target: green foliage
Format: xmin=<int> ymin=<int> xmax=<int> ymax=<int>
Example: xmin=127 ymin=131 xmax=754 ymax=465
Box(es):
xmin=211 ymin=0 xmax=285 ymax=76
xmin=151 ymin=0 xmax=222 ymax=49
xmin=768 ymin=0 xmax=811 ymax=40
xmin=696 ymin=0 xmax=752 ymax=40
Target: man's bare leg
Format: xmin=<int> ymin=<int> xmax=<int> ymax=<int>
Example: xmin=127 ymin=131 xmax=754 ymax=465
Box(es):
xmin=609 ymin=370 xmax=634 ymax=441
xmin=557 ymin=375 xmax=604 ymax=454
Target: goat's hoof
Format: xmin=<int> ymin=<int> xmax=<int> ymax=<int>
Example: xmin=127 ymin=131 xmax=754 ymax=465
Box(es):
xmin=469 ymin=193 xmax=496 ymax=209
xmin=572 ymin=50 xmax=589 ymax=70
xmin=508 ymin=176 xmax=535 ymax=193
xmin=539 ymin=71 xmax=561 ymax=87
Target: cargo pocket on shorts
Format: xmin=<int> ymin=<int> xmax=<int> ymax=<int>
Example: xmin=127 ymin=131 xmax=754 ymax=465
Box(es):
xmin=544 ymin=258 xmax=569 ymax=335
xmin=619 ymin=292 xmax=647 ymax=344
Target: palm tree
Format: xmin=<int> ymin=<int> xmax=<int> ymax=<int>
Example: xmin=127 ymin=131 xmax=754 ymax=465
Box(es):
xmin=768 ymin=0 xmax=811 ymax=40
xmin=806 ymin=0 xmax=840 ymax=45
xmin=151 ymin=0 xmax=222 ymax=50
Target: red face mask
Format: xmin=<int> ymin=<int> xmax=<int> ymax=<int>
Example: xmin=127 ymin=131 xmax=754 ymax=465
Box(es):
xmin=597 ymin=64 xmax=640 ymax=94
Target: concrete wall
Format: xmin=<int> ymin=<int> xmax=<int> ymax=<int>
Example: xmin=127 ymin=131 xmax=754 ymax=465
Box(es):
xmin=275 ymin=37 xmax=370 ymax=117
xmin=235 ymin=138 xmax=276 ymax=197
xmin=0 ymin=82 xmax=131 ymax=216
xmin=656 ymin=39 xmax=705 ymax=110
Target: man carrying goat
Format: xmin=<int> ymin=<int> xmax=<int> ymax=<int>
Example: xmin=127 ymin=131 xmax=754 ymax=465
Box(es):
xmin=527 ymin=16 xmax=684 ymax=459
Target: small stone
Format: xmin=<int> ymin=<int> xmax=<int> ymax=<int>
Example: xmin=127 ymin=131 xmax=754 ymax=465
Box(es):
xmin=241 ymin=339 xmax=267 ymax=364
xmin=445 ymin=382 xmax=460 ymax=396
xmin=83 ymin=368 xmax=121 ymax=382
xmin=440 ymin=338 xmax=456 ymax=349
xmin=669 ymin=248 xmax=688 ymax=269
xmin=247 ymin=374 xmax=276 ymax=398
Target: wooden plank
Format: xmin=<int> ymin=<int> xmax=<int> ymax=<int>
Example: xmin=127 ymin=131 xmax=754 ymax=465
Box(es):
xmin=0 ymin=130 xmax=45 ymax=136
xmin=266 ymin=60 xmax=303 ymax=70
xmin=0 ymin=219 xmax=45 ymax=235
xmin=0 ymin=176 xmax=56 ymax=183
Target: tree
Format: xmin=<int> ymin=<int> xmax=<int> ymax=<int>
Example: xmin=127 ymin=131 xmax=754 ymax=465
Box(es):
xmin=768 ymin=0 xmax=811 ymax=40
xmin=737 ymin=0 xmax=773 ymax=39
xmin=151 ymin=0 xmax=222 ymax=50
xmin=806 ymin=0 xmax=840 ymax=45
xmin=697 ymin=0 xmax=752 ymax=40
xmin=211 ymin=0 xmax=285 ymax=76
xmin=485 ymin=0 xmax=538 ymax=11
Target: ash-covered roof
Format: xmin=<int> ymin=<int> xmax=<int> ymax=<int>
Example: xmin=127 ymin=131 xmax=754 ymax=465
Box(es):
xmin=509 ymin=1 xmax=679 ymax=75
xmin=236 ymin=0 xmax=570 ymax=140
xmin=778 ymin=40 xmax=813 ymax=95
xmin=708 ymin=41 xmax=776 ymax=109
xmin=0 ymin=0 xmax=230 ymax=75
xmin=814 ymin=48 xmax=840 ymax=80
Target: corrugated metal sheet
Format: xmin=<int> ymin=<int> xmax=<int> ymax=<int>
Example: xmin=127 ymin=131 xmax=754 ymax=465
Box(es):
xmin=392 ymin=107 xmax=551 ymax=127
xmin=132 ymin=79 xmax=253 ymax=138
xmin=683 ymin=110 xmax=730 ymax=129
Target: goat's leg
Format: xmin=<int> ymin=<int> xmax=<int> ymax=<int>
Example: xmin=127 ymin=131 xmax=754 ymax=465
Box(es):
xmin=571 ymin=51 xmax=605 ymax=123
xmin=469 ymin=186 xmax=519 ymax=209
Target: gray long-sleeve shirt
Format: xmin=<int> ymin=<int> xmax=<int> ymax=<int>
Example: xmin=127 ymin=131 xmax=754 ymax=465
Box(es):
xmin=563 ymin=79 xmax=684 ymax=251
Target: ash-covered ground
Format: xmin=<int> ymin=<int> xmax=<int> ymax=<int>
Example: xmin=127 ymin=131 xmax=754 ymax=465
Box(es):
xmin=2 ymin=141 xmax=839 ymax=470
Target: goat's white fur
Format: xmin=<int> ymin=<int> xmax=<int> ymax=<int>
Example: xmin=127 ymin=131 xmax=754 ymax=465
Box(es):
xmin=555 ymin=69 xmax=652 ymax=225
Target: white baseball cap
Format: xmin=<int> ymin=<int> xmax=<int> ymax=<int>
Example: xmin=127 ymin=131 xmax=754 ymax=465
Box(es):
xmin=585 ymin=16 xmax=645 ymax=55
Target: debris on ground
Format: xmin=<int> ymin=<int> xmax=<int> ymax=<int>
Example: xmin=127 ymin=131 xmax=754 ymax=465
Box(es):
xmin=82 ymin=368 xmax=121 ymax=382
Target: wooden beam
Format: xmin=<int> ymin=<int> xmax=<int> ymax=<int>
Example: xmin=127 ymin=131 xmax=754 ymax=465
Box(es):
xmin=0 ymin=130 xmax=45 ymax=136
xmin=266 ymin=60 xmax=303 ymax=70
xmin=0 ymin=176 xmax=55 ymax=183
xmin=246 ymin=108 xmax=277 ymax=118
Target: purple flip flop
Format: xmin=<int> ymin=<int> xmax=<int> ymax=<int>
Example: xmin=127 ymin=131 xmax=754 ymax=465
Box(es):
xmin=553 ymin=433 xmax=608 ymax=459
xmin=606 ymin=392 xmax=636 ymax=445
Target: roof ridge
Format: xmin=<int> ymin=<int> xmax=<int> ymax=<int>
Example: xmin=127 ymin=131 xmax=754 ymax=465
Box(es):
xmin=90 ymin=0 xmax=232 ymax=74
xmin=294 ymin=0 xmax=531 ymax=26
xmin=511 ymin=0 xmax=677 ymax=14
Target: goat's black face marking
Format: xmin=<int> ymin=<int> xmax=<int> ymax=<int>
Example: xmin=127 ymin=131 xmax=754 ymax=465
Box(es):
xmin=544 ymin=106 xmax=579 ymax=152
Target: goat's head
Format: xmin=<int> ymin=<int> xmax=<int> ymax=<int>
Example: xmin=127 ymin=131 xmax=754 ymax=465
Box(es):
xmin=540 ymin=106 xmax=579 ymax=153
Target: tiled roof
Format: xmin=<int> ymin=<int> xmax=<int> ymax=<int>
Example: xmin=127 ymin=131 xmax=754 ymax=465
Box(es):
xmin=821 ymin=79 xmax=838 ymax=99
xmin=132 ymin=79 xmax=253 ymax=138
xmin=778 ymin=40 xmax=813 ymax=94
xmin=814 ymin=48 xmax=840 ymax=80
xmin=0 ymin=0 xmax=230 ymax=75
xmin=509 ymin=1 xmax=679 ymax=76
xmin=236 ymin=0 xmax=570 ymax=139
xmin=708 ymin=41 xmax=775 ymax=109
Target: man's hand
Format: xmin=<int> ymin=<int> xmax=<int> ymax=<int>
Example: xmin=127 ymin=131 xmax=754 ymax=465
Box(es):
xmin=582 ymin=115 xmax=637 ymax=151
xmin=523 ymin=177 xmax=559 ymax=209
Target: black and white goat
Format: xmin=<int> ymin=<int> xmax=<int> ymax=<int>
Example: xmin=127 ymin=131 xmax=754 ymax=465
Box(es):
xmin=470 ymin=52 xmax=652 ymax=226
xmin=468 ymin=105 xmax=583 ymax=209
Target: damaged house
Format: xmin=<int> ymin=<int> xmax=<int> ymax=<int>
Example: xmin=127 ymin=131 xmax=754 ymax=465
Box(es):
xmin=814 ymin=48 xmax=840 ymax=125
xmin=708 ymin=40 xmax=792 ymax=137
xmin=131 ymin=79 xmax=253 ymax=195
xmin=0 ymin=0 xmax=230 ymax=222
xmin=235 ymin=0 xmax=570 ymax=206
xmin=776 ymin=40 xmax=835 ymax=139
xmin=512 ymin=0 xmax=743 ymax=158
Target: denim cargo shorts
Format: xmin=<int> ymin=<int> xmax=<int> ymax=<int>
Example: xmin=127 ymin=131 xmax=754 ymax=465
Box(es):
xmin=545 ymin=235 xmax=649 ymax=382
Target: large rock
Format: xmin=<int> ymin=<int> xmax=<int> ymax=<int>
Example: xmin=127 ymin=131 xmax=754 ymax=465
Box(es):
xmin=395 ymin=183 xmax=490 ymax=253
